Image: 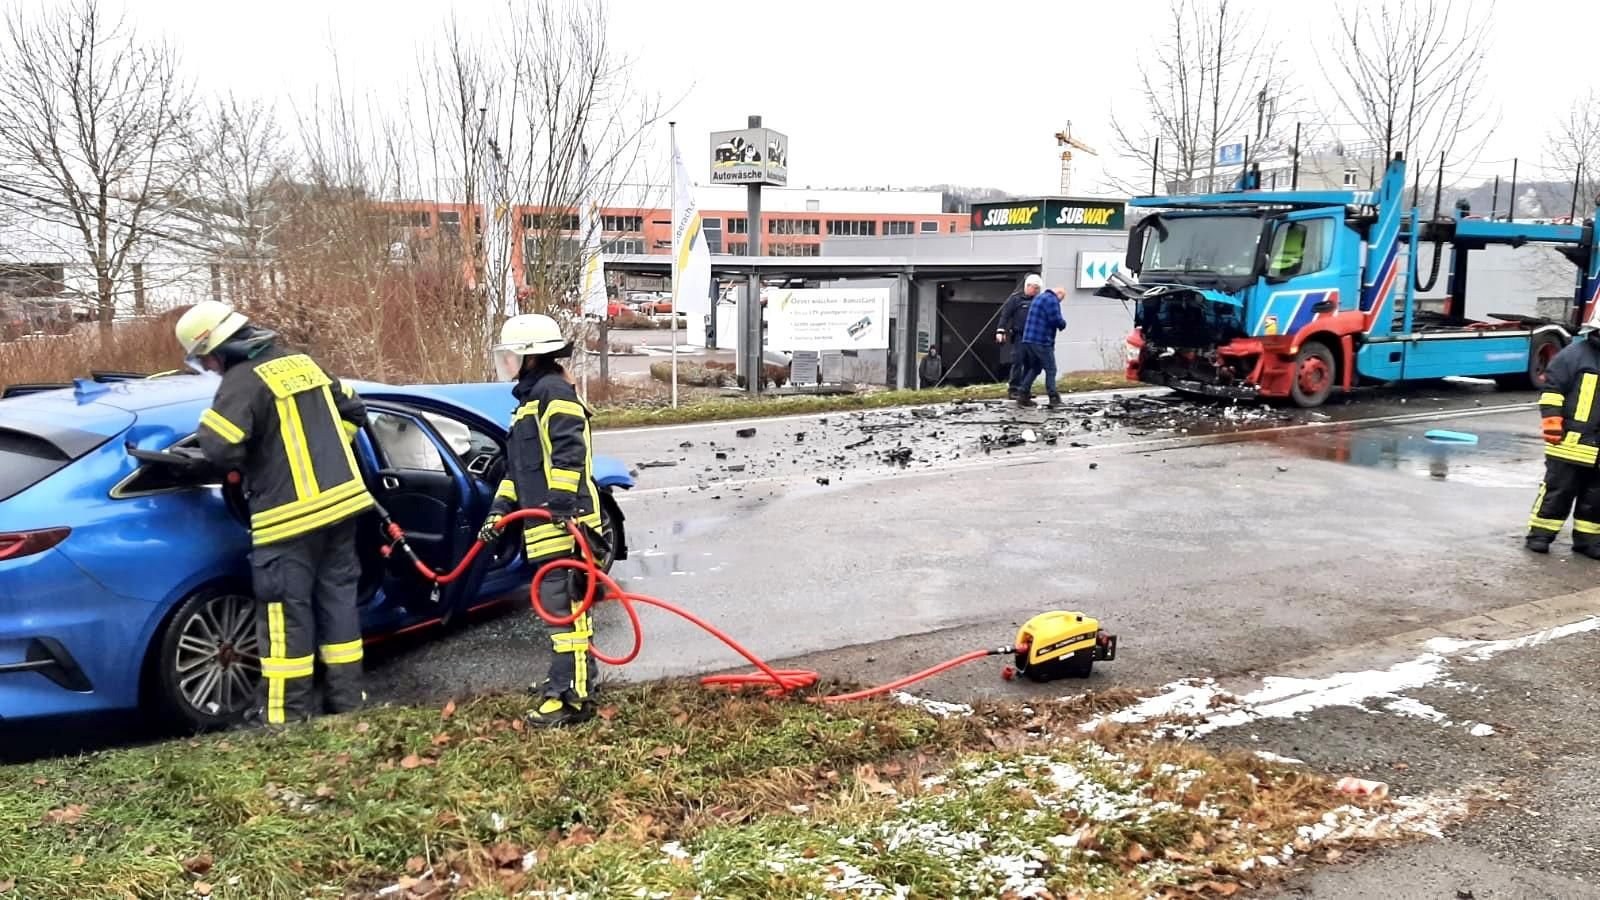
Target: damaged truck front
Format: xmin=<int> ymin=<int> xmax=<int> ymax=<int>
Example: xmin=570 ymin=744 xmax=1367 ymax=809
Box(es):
xmin=1102 ymin=154 xmax=1594 ymax=409
xmin=1100 ymin=200 xmax=1368 ymax=408
xmin=1099 ymin=211 xmax=1279 ymax=401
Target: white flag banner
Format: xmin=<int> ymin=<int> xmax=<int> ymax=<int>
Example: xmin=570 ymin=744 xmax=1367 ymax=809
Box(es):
xmin=671 ymin=134 xmax=712 ymax=349
xmin=578 ymin=144 xmax=608 ymax=319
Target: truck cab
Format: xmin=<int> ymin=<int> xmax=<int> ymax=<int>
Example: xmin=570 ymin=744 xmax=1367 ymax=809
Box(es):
xmin=1104 ymin=154 xmax=1599 ymax=407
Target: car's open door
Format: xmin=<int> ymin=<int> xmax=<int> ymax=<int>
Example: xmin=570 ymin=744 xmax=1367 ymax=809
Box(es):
xmin=358 ymin=403 xmax=484 ymax=618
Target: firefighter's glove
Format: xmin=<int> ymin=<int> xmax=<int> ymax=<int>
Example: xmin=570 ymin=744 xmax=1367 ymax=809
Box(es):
xmin=1543 ymin=416 xmax=1565 ymax=445
xmin=477 ymin=513 xmax=504 ymax=545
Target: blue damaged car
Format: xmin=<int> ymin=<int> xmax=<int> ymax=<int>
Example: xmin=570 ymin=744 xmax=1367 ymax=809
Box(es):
xmin=0 ymin=372 xmax=632 ymax=728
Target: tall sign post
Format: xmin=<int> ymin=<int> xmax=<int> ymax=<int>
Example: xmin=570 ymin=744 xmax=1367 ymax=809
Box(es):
xmin=712 ymin=116 xmax=787 ymax=395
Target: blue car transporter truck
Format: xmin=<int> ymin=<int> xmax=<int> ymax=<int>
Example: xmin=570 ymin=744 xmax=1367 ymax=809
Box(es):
xmin=1101 ymin=153 xmax=1600 ymax=407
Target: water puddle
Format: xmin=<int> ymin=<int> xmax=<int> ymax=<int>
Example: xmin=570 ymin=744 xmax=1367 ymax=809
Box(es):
xmin=1243 ymin=426 xmax=1534 ymax=488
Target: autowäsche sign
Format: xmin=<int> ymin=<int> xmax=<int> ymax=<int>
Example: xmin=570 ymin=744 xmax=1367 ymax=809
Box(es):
xmin=971 ymin=199 xmax=1126 ymax=232
xmin=767 ymin=288 xmax=891 ymax=352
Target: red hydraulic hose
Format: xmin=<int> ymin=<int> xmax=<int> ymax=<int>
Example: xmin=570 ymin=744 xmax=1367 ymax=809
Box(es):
xmin=384 ymin=507 xmax=1013 ymax=701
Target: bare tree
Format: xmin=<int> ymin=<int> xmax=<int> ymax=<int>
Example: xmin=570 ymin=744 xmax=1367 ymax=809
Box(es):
xmin=1538 ymin=90 xmax=1600 ymax=220
xmin=1112 ymin=0 xmax=1292 ymax=194
xmin=190 ymin=95 xmax=295 ymax=310
xmin=1322 ymin=0 xmax=1495 ymax=203
xmin=414 ymin=0 xmax=668 ymax=385
xmin=0 ymin=0 xmax=197 ymax=329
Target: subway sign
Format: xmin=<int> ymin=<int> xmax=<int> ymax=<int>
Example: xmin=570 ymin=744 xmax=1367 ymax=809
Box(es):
xmin=971 ymin=199 xmax=1126 ymax=232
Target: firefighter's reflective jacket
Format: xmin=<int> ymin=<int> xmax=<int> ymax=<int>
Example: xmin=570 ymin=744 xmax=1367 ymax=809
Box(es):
xmin=1541 ymin=337 xmax=1600 ymax=466
xmin=490 ymin=366 xmax=602 ymax=560
xmin=196 ymin=345 xmax=373 ymax=546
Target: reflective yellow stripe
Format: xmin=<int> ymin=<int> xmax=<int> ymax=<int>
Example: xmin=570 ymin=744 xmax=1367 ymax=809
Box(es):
xmin=528 ymin=536 xmax=575 ymax=557
xmin=573 ymin=612 xmax=589 ymax=698
xmin=319 ymin=639 xmax=364 ymax=665
xmin=268 ymin=602 xmax=285 ymax=658
xmin=276 ymin=397 xmax=316 ymax=501
xmin=261 ymin=654 xmax=315 ymax=677
xmin=251 ymin=478 xmax=367 ymax=530
xmin=1576 ymin=520 xmax=1600 ymax=535
xmin=322 ymin=385 xmax=363 ymax=477
xmin=254 ymin=491 xmax=375 ymax=546
xmin=340 ymin=383 xmax=355 ymax=399
xmin=512 ymin=401 xmax=540 ymax=424
xmin=548 ymin=468 xmax=581 ymax=492
xmin=1546 ymin=441 xmax=1599 ymax=465
xmin=1576 ymin=374 xmax=1597 ymax=423
xmin=495 ymin=479 xmax=517 ymax=502
xmin=263 ymin=652 xmax=314 ymax=726
xmin=1540 ymin=392 xmax=1566 ymax=407
xmin=267 ymin=674 xmax=285 ymax=724
xmin=200 ymin=409 xmax=245 ymax=444
xmin=1529 ymin=515 xmax=1566 ymax=531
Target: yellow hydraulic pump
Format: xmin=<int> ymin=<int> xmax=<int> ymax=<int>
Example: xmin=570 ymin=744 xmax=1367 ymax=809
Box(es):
xmin=1008 ymin=611 xmax=1117 ymax=682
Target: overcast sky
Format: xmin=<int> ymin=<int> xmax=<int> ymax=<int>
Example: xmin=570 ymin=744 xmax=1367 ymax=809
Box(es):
xmin=119 ymin=0 xmax=1593 ymax=197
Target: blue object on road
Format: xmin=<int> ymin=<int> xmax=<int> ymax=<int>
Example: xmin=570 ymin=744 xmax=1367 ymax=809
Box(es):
xmin=0 ymin=372 xmax=632 ymax=728
xmin=1424 ymin=429 xmax=1479 ymax=444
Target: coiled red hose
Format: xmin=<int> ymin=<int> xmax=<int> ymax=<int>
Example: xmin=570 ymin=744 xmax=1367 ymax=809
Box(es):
xmin=387 ymin=507 xmax=1010 ymax=702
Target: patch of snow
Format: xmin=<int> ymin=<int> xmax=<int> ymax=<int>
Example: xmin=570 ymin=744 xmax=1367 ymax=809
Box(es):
xmin=1087 ymin=616 xmax=1600 ymax=739
xmin=1254 ymin=751 xmax=1305 ymax=765
xmin=890 ymin=691 xmax=972 ymax=718
xmin=1386 ymin=696 xmax=1451 ymax=723
xmin=659 ymin=841 xmax=690 ymax=860
xmin=1469 ymin=722 xmax=1496 ymax=737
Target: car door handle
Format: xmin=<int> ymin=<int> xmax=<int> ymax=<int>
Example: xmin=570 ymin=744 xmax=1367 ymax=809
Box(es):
xmin=381 ymin=475 xmax=400 ymax=490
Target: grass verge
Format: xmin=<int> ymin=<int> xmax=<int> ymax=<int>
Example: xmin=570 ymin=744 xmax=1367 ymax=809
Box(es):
xmin=591 ymin=372 xmax=1132 ymax=430
xmin=2 ymin=685 xmax=1457 ymax=900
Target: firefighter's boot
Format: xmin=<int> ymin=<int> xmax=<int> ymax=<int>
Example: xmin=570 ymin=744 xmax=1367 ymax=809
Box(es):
xmin=524 ymin=693 xmax=595 ymax=729
xmin=1526 ymin=535 xmax=1553 ymax=554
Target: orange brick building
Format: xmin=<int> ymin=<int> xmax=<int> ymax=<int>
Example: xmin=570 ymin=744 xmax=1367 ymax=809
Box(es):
xmin=381 ymin=187 xmax=969 ymax=286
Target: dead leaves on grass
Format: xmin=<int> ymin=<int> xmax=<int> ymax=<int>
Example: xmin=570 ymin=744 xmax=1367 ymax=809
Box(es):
xmin=40 ymin=804 xmax=88 ymax=826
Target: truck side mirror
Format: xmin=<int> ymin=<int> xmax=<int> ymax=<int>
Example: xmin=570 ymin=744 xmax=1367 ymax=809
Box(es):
xmin=1125 ymin=220 xmax=1148 ymax=272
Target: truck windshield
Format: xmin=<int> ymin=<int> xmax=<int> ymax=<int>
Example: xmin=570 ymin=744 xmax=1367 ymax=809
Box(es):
xmin=1142 ymin=215 xmax=1263 ymax=277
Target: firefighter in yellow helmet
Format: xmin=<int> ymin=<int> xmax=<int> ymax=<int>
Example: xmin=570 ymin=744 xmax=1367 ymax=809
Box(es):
xmin=478 ymin=314 xmax=605 ymax=727
xmin=175 ymin=300 xmax=373 ymax=725
xmin=1528 ymin=315 xmax=1600 ymax=556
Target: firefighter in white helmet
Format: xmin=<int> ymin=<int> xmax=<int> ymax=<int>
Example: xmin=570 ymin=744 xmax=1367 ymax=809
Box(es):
xmin=479 ymin=314 xmax=605 ymax=727
xmin=174 ymin=300 xmax=372 ymax=725
xmin=1528 ymin=310 xmax=1600 ymax=556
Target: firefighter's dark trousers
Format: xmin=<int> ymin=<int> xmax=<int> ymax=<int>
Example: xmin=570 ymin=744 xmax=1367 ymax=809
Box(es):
xmin=251 ymin=518 xmax=364 ymax=724
xmin=528 ymin=520 xmax=598 ymax=705
xmin=1528 ymin=458 xmax=1600 ymax=550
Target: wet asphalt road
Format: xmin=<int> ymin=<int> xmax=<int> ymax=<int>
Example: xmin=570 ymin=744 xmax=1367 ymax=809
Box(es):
xmin=364 ymin=380 xmax=1574 ymax=701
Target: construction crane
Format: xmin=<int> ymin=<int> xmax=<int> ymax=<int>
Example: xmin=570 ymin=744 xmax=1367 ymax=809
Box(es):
xmin=1054 ymin=122 xmax=1098 ymax=196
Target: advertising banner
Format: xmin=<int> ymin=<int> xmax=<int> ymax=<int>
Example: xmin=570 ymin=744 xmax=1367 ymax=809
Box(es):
xmin=767 ymin=288 xmax=890 ymax=351
xmin=710 ymin=127 xmax=788 ymax=186
xmin=970 ymin=198 xmax=1126 ymax=232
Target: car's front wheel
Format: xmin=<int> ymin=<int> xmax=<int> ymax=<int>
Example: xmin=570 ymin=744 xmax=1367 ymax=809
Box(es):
xmin=153 ymin=585 xmax=261 ymax=730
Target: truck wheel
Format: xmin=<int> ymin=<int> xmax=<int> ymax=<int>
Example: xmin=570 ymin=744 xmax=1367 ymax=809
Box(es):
xmin=1497 ymin=334 xmax=1562 ymax=391
xmin=1290 ymin=343 xmax=1337 ymax=408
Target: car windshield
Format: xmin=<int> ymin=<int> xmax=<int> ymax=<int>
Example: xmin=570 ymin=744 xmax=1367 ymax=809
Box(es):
xmin=1142 ymin=215 xmax=1263 ymax=277
xmin=0 ymin=427 xmax=72 ymax=502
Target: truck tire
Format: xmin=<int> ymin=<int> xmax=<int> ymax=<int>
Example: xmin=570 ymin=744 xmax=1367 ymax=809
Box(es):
xmin=1290 ymin=343 xmax=1337 ymax=408
xmin=1496 ymin=333 xmax=1563 ymax=391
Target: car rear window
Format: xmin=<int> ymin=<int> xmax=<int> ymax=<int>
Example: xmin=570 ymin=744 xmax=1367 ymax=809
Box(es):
xmin=0 ymin=427 xmax=73 ymax=502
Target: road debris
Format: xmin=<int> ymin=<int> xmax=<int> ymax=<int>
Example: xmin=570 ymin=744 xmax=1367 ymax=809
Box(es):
xmin=637 ymin=460 xmax=679 ymax=469
xmin=736 ymin=427 xmax=757 ymax=438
